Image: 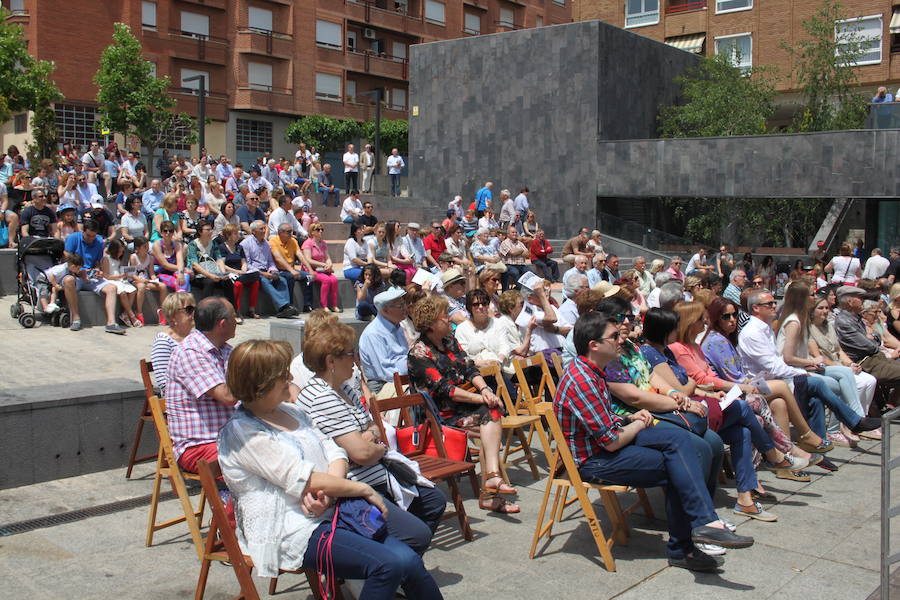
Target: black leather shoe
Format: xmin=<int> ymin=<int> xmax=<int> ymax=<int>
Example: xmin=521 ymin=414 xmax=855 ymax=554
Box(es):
xmin=691 ymin=525 xmax=754 ymax=549
xmin=851 ymin=416 xmax=882 ymax=434
xmin=668 ymin=550 xmax=723 ymax=572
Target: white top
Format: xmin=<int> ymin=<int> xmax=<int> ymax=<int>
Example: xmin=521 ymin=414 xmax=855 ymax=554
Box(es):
xmin=386 ymin=155 xmax=404 ymax=175
xmin=343 ymin=237 xmax=369 ymax=270
xmin=342 ymin=152 xmax=359 ymax=173
xmin=120 ymin=212 xmax=147 ymax=239
xmin=267 ymin=207 xmax=306 ymax=237
xmin=775 ymin=313 xmax=809 ymax=359
xmin=737 ymin=315 xmax=806 ymax=380
xmin=830 ymin=255 xmax=861 ymax=284
xmin=556 ymin=298 xmax=579 ymax=328
xmin=516 ymin=300 xmax=564 ymax=352
xmin=499 ymin=199 xmax=516 ymax=223
xmin=455 ymin=317 xmax=515 ymax=374
xmin=340 ymin=196 xmax=363 ymax=221
xmin=685 ymin=252 xmax=706 ymax=273
xmin=445 ymin=236 xmax=467 ymax=261
xmin=862 ymin=254 xmax=890 ymax=280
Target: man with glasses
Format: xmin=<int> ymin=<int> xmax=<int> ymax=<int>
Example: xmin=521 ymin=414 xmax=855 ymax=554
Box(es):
xmin=237 ymin=193 xmax=266 ymax=236
xmin=359 ymin=287 xmax=411 ymax=402
xmin=423 ymin=221 xmax=446 ymax=267
xmin=723 ymin=270 xmax=746 ymax=305
xmin=62 ymin=219 xmax=126 ymax=334
xmin=738 ymin=289 xmax=881 ymax=450
xmin=80 ymin=141 xmax=105 ymax=186
xmin=270 ymin=223 xmax=315 ymax=313
xmin=75 ymin=172 xmax=101 ymax=211
xmin=19 ymin=189 xmax=57 ymax=238
xmin=358 ymin=201 xmax=378 ymax=235
xmin=667 ymin=256 xmax=685 ymax=282
xmin=557 ymin=311 xmax=755 ymax=572
xmin=142 ymin=179 xmax=164 ymax=218
xmin=241 ymin=221 xmax=298 ymax=319
xmin=165 ymin=296 xmax=238 ymax=473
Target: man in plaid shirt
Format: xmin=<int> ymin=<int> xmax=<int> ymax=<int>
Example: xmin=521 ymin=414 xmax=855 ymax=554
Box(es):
xmin=554 ymin=312 xmax=753 ymax=572
xmin=166 ymin=297 xmax=238 ymax=473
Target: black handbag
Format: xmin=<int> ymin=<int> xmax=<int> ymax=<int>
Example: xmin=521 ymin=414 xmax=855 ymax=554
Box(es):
xmin=651 ymin=409 xmax=708 ymax=437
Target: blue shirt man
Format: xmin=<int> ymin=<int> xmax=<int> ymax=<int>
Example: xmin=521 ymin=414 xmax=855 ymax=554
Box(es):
xmin=64 ymin=230 xmax=104 ymax=270
xmin=358 ymin=287 xmax=410 ymax=396
xmin=142 ymin=182 xmax=164 ymax=216
xmin=475 ymin=182 xmax=493 ymax=214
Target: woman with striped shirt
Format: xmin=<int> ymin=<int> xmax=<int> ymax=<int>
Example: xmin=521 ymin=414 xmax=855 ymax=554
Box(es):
xmin=149 ymin=292 xmax=195 ymax=392
xmin=297 ymin=322 xmax=446 ymax=555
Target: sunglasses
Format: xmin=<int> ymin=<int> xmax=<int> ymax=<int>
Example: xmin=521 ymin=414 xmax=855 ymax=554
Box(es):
xmin=598 ymin=331 xmax=622 ymax=343
xmin=182 ymin=305 xmax=196 ymax=315
xmin=161 ymin=228 xmax=175 ymax=234
xmin=720 ymin=313 xmax=736 ymax=321
xmin=470 ymin=300 xmax=489 ymax=307
xmin=614 ymin=313 xmax=634 ymax=323
xmin=757 ymin=301 xmax=777 ymax=308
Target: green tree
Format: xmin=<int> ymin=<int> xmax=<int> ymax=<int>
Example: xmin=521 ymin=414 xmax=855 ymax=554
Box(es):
xmin=284 ymin=115 xmax=361 ymax=153
xmin=25 ymin=61 xmax=63 ymax=164
xmin=361 ymin=119 xmax=408 ymax=155
xmin=783 ymin=0 xmax=870 ymax=132
xmin=94 ymin=23 xmax=197 ymax=171
xmin=659 ymin=53 xmax=778 ymax=138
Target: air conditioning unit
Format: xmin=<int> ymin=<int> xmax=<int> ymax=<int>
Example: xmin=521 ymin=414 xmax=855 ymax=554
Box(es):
xmin=364 ymin=28 xmax=377 ymax=39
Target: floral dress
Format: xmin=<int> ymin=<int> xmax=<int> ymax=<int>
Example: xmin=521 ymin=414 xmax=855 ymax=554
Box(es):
xmin=603 ymin=340 xmax=653 ymax=417
xmin=408 ymin=334 xmax=502 ymax=427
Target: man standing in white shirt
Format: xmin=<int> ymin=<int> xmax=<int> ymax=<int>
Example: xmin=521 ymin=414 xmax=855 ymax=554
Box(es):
xmin=340 ymin=190 xmax=364 ymax=224
xmin=80 ymin=140 xmax=105 ymax=188
xmin=861 ymin=248 xmax=890 ymax=280
xmin=359 ymin=144 xmax=375 ymax=193
xmin=513 ymin=187 xmax=529 ymax=234
xmin=386 ymin=148 xmax=404 ymax=197
xmin=342 ymin=143 xmax=360 ymax=192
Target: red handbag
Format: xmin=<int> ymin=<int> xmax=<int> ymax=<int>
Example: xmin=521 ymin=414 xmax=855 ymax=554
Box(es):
xmin=396 ymin=424 xmax=469 ymax=462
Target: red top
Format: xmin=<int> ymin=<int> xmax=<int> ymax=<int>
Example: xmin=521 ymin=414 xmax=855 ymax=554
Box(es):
xmin=423 ymin=233 xmax=446 ymax=263
xmin=530 ymin=237 xmax=553 ymax=261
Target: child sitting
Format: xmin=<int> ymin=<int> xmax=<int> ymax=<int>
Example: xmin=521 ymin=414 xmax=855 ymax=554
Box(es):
xmin=39 ymin=254 xmax=82 ymax=313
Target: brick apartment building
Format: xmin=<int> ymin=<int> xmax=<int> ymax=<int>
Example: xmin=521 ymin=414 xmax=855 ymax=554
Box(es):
xmin=572 ymin=0 xmax=900 ymax=100
xmin=0 ymin=0 xmax=571 ymax=165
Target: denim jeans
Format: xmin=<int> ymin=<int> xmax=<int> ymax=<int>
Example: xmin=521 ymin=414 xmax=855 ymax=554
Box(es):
xmin=579 ymin=425 xmax=719 ymax=559
xmin=532 ymin=259 xmax=560 ymax=282
xmin=356 ymin=300 xmax=377 ymax=320
xmin=302 ymin=523 xmax=443 ymax=600
xmin=259 ymin=271 xmax=291 ymax=310
xmin=798 ymin=375 xmax=862 ymax=437
xmin=390 ymin=173 xmax=401 ymax=196
xmin=373 ymin=484 xmax=446 ymax=555
xmin=502 ymin=264 xmax=529 ymax=290
xmin=820 ymin=366 xmax=865 ymax=435
xmin=654 ymin=421 xmax=723 ymax=498
xmin=321 ymin=187 xmax=339 ymax=206
xmin=278 ymin=270 xmax=313 ymax=309
xmin=344 ymin=266 xmax=363 ymax=285
xmin=717 ymin=400 xmax=774 ymax=494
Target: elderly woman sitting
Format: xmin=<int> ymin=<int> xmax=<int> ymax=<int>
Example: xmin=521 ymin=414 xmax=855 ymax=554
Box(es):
xmin=217 ymin=339 xmax=443 ymax=599
xmin=408 ymin=295 xmax=520 ymax=514
xmin=150 ymin=291 xmax=195 ymax=393
xmin=455 ymin=288 xmax=516 ymax=376
xmin=298 ymin=322 xmax=447 ymax=555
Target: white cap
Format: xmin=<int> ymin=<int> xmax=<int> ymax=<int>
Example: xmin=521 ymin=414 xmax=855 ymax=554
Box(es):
xmin=374 ymin=286 xmax=407 ymax=309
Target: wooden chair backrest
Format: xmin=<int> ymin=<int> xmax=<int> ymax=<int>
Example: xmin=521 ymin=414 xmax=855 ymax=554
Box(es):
xmin=370 ymin=393 xmax=449 ymax=459
xmin=479 ymin=363 xmax=517 ymax=416
xmin=537 ymin=405 xmax=587 ymax=491
xmin=147 ymin=396 xmax=175 ymax=465
xmin=196 ymin=459 xmax=260 ymax=600
xmin=512 ymin=352 xmax=557 ymax=408
xmin=393 ymin=372 xmax=410 ymax=394
xmin=551 ymin=353 xmax=564 ymax=379
xmin=139 ymin=359 xmax=157 ymax=403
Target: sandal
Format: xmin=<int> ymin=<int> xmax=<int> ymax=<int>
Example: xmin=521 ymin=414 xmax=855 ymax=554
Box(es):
xmin=775 ymin=470 xmax=811 ymax=482
xmin=796 ymin=430 xmax=833 ymax=454
xmin=248 ymin=308 xmax=261 ymax=319
xmin=483 ymin=472 xmax=517 ymax=495
xmin=479 ymin=492 xmax=521 ymax=514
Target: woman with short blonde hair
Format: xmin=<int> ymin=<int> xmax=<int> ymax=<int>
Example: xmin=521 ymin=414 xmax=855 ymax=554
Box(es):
xmin=150 ymin=291 xmax=195 ymax=392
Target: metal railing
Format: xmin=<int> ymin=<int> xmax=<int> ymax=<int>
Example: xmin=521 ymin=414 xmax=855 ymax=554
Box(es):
xmin=597 ymin=210 xmax=697 ymax=252
xmin=866 ymin=102 xmax=900 ymax=129
xmin=881 ymin=405 xmax=900 ymax=599
xmin=666 ymin=0 xmax=707 ymax=13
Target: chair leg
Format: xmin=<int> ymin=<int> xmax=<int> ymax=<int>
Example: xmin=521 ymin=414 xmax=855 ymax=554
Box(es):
xmin=637 ymin=487 xmax=655 ymax=520
xmin=446 ymin=476 xmax=474 ymax=541
xmin=194 ymin=557 xmax=212 ymax=600
xmin=547 ymin=486 xmax=564 ymax=538
xmin=515 ymin=427 xmax=540 ymax=480
xmin=268 ymin=577 xmax=278 ymax=596
xmin=171 ymin=472 xmax=207 ymax=560
xmin=125 ymin=415 xmax=148 ymax=479
xmin=145 ymin=449 xmax=165 ymax=547
xmin=529 ymin=477 xmax=557 ymax=559
xmin=578 ymin=488 xmax=617 ymax=572
xmin=601 ymin=490 xmax=630 ymax=545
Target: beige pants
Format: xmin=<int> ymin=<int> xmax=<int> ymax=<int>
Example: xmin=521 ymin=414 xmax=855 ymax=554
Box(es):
xmin=375 ymin=382 xmax=403 ymax=425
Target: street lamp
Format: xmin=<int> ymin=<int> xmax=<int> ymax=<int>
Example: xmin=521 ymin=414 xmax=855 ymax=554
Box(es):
xmin=182 ymin=74 xmax=206 ymax=152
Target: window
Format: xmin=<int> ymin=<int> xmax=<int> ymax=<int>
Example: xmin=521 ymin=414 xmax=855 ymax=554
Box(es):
xmin=55 ymin=104 xmax=99 ymax=147
xmin=392 ymin=41 xmax=407 ymax=62
xmin=347 ymin=31 xmax=357 ymax=52
xmin=148 ymin=61 xmax=157 ymax=77
xmin=248 ymin=7 xmax=273 ymax=32
xmin=836 ymin=15 xmax=883 ymax=66
xmin=316 ymin=20 xmax=342 ymax=49
xmin=625 ymin=0 xmax=659 ymax=27
xmin=142 ymin=1 xmax=157 ymax=29
xmin=315 ymin=73 xmax=341 ymax=101
xmin=180 ymin=11 xmax=209 ymax=37
xmin=390 ymin=88 xmax=407 ymax=111
xmin=14 ymin=113 xmax=27 ymax=134
xmin=346 ymin=80 xmax=356 ymax=101
xmin=499 ymin=6 xmax=515 ymax=28
xmin=535 ymin=15 xmax=544 ymax=27
xmin=158 ymin=122 xmax=193 ymax=151
xmin=181 ymin=68 xmax=210 ymax=94
xmin=236 ymin=119 xmax=272 ymax=154
xmin=9 ymin=0 xmax=25 ymax=15
xmin=716 ymin=0 xmax=751 ymax=14
xmin=425 ymin=0 xmax=445 ymax=25
xmin=715 ymin=33 xmax=752 ymax=73
xmin=464 ymin=12 xmax=481 ymax=35
xmin=248 ymin=62 xmax=272 ymax=90
xmin=552 ymin=0 xmax=565 ymax=5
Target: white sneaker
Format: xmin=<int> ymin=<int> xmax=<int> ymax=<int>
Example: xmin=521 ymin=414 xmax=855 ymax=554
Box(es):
xmin=46 ymin=302 xmax=60 ymax=313
xmin=695 ymin=542 xmax=727 ymax=556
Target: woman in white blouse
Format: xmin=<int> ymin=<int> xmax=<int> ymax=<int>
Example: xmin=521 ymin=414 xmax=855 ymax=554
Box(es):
xmin=218 ymin=339 xmax=442 ymax=599
xmin=825 ymin=242 xmax=862 ymax=285
xmin=455 ymin=289 xmax=516 ymax=376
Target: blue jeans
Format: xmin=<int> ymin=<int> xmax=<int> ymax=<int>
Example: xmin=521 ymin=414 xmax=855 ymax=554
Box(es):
xmin=342 ymin=215 xmax=356 ymax=224
xmin=259 ymin=271 xmax=291 ymax=310
xmin=278 ymin=270 xmax=313 ymax=309
xmin=799 ymin=375 xmax=862 ymax=437
xmin=344 ymin=266 xmax=363 ymax=285
xmin=820 ymin=367 xmax=865 ymax=435
xmin=532 ymin=259 xmax=560 ymax=282
xmin=579 ymin=425 xmax=719 ymax=559
xmin=390 ymin=173 xmax=401 ymax=196
xmin=374 ymin=484 xmax=447 ymax=555
xmin=302 ymin=523 xmax=442 ymax=600
xmin=357 ymin=300 xmax=377 ymax=320
xmin=717 ymin=400 xmax=774 ymax=493
xmin=503 ymin=264 xmax=529 ymax=290
xmin=321 ymin=186 xmax=339 ymax=206
xmin=655 ymin=421 xmax=723 ymax=498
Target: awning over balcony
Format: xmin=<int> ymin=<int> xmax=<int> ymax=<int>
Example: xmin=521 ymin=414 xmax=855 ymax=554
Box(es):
xmin=665 ymin=33 xmax=706 ymax=54
xmin=891 ymin=7 xmax=900 ymax=34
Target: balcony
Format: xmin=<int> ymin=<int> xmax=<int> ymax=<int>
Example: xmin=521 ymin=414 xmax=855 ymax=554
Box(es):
xmin=666 ymin=0 xmax=707 ymax=14
xmin=170 ymin=87 xmax=228 ymax=121
xmin=338 ymin=0 xmax=424 ymax=35
xmin=344 ymin=49 xmax=408 ymax=81
xmin=167 ymin=29 xmax=228 ymax=65
xmin=235 ymin=28 xmax=294 ymax=59
xmin=174 ymin=0 xmax=226 ymax=9
xmin=494 ymin=21 xmax=521 ymax=31
xmin=232 ymin=86 xmax=295 ymax=114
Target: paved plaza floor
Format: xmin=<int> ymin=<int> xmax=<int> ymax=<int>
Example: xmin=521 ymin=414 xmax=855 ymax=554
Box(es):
xmin=1 ymin=296 xmax=897 ymax=599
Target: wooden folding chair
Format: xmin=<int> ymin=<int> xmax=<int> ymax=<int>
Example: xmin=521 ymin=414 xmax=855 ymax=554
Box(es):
xmin=370 ymin=393 xmax=477 ymax=541
xmin=551 ymin=352 xmax=565 ymax=379
xmin=479 ymin=363 xmax=548 ymax=481
xmin=125 ymin=359 xmax=160 ymax=478
xmin=529 ymin=405 xmax=654 ymax=572
xmin=511 ymin=353 xmax=558 ymax=454
xmin=193 ymin=460 xmax=339 ymax=600
xmin=146 ymin=395 xmax=208 ymax=560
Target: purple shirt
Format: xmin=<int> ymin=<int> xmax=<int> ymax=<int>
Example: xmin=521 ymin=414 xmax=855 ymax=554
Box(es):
xmin=240 ymin=235 xmax=278 ymax=273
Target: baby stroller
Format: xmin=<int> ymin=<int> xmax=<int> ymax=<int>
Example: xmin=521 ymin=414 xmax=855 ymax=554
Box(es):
xmin=10 ymin=236 xmax=70 ymax=329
